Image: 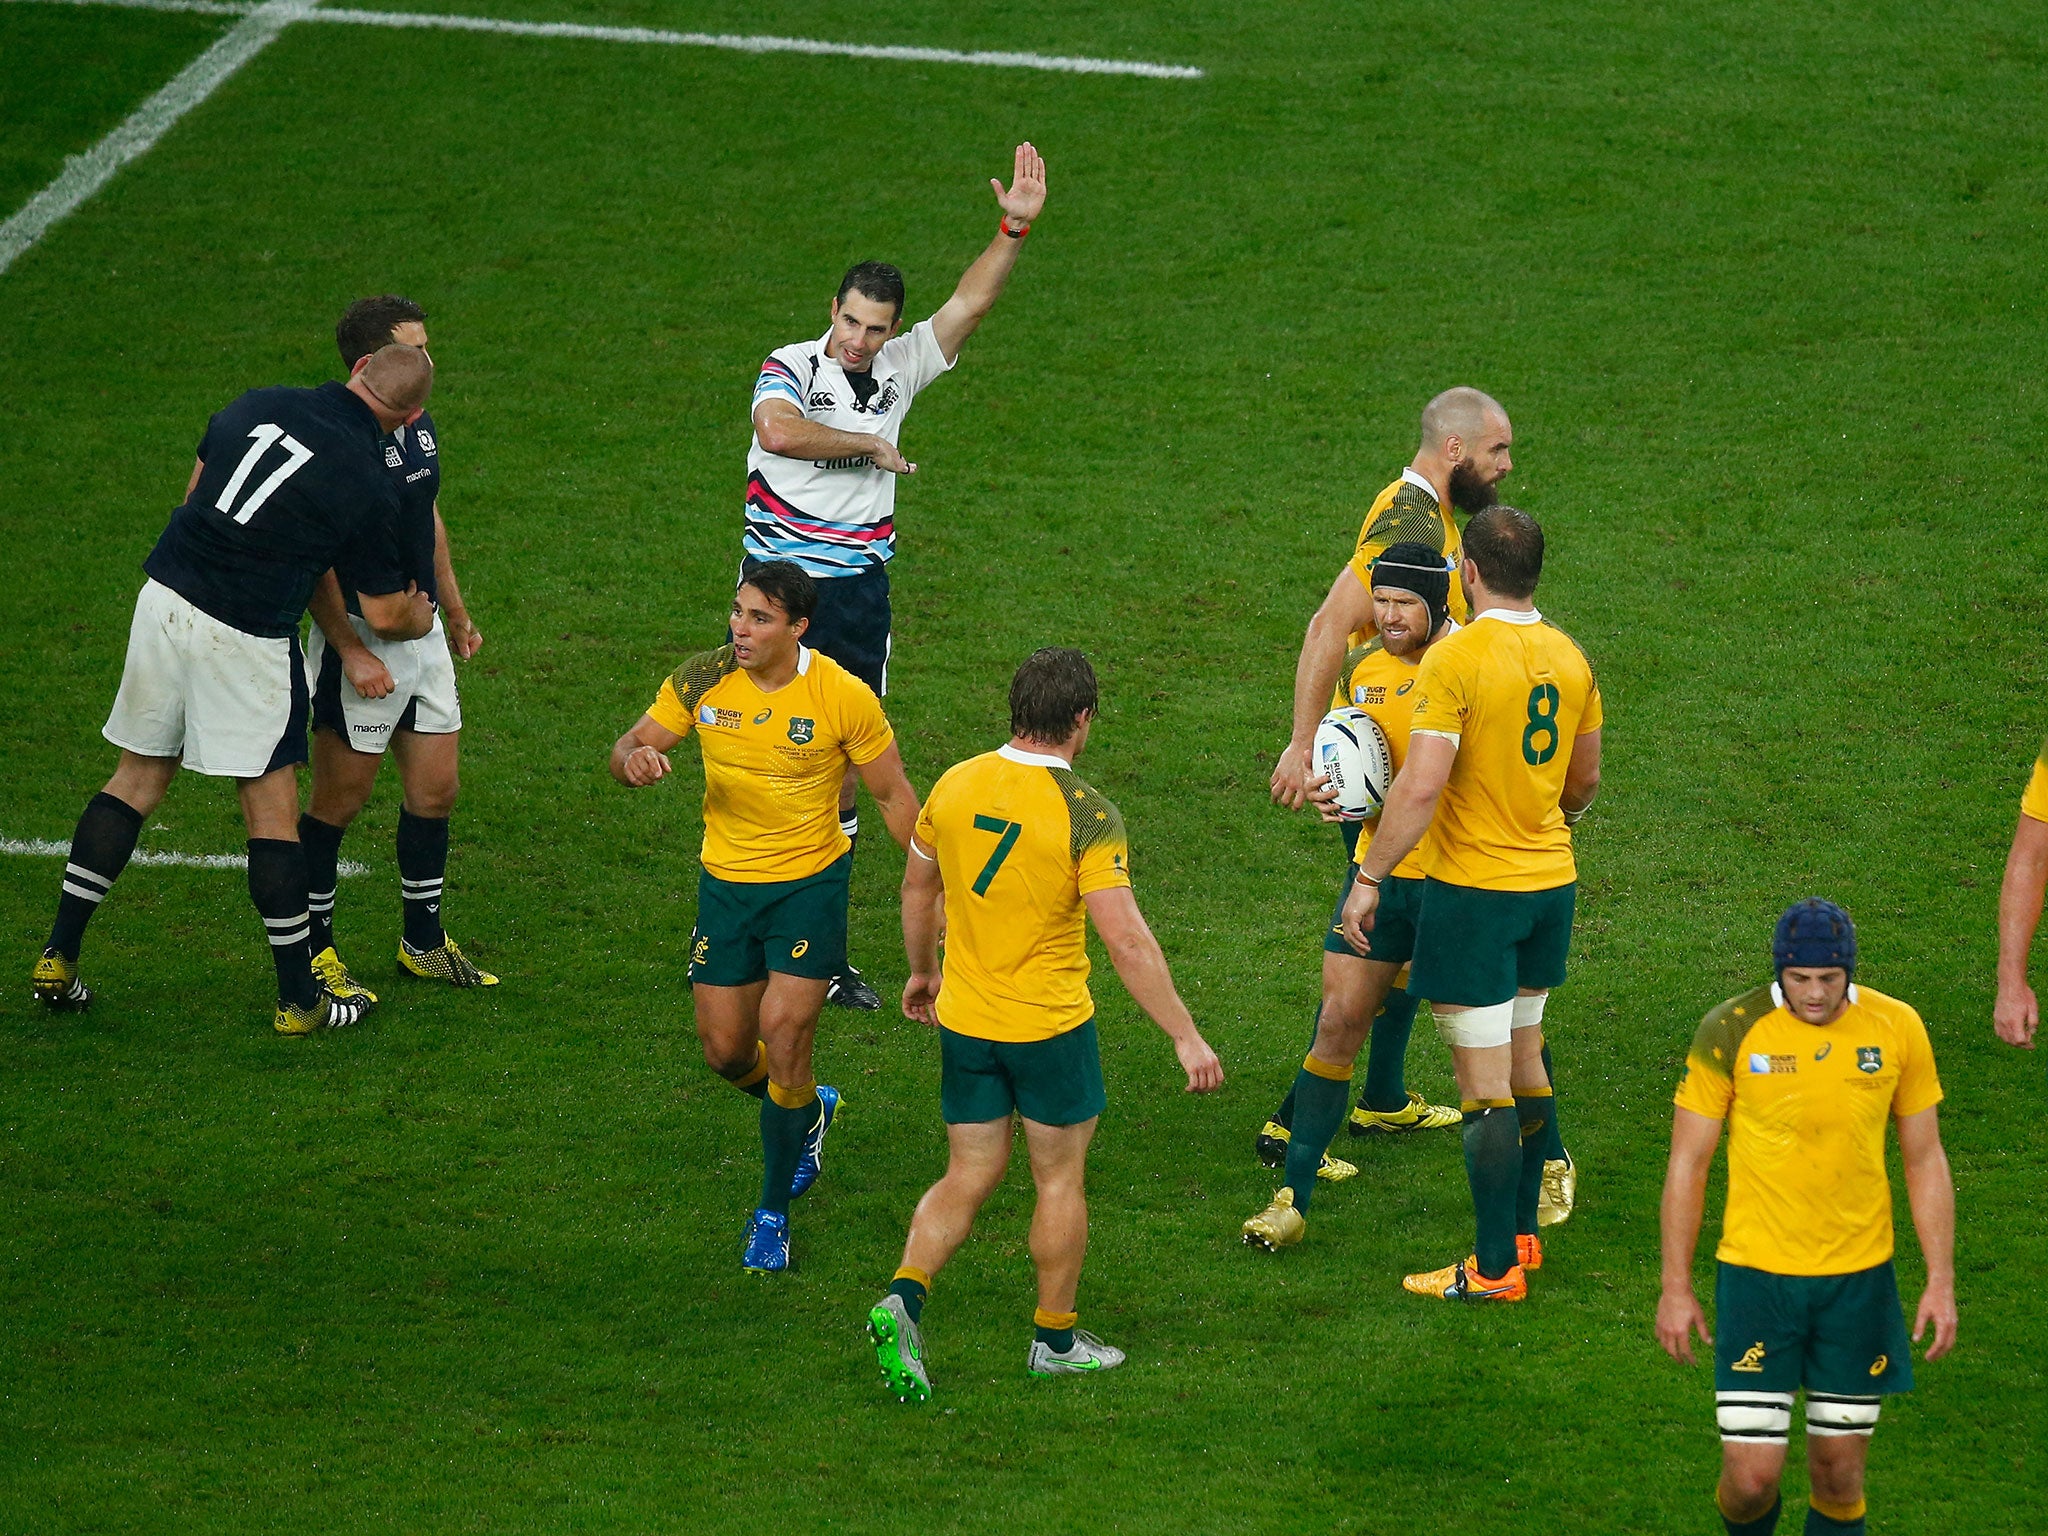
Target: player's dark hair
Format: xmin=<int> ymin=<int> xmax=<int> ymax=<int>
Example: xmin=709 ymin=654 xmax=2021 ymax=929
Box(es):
xmin=739 ymin=561 xmax=817 ymax=626
xmin=336 ymin=295 xmax=427 ymax=369
xmin=1462 ymin=506 xmax=1544 ymax=599
xmin=835 ymin=262 xmax=906 ymax=320
xmin=1010 ymin=648 xmax=1098 ymax=745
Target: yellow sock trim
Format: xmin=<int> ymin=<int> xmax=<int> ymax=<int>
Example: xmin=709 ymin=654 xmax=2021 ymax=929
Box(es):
xmin=1461 ymin=1097 xmax=1515 ymax=1112
xmin=732 ymin=1042 xmax=769 ymax=1091
xmin=1302 ymin=1052 xmax=1354 ymax=1082
xmin=1033 ymin=1308 xmax=1078 ymax=1330
xmin=1811 ymin=1497 xmax=1866 ymax=1523
xmin=767 ymin=1077 xmax=818 ymax=1109
xmin=1516 ymin=1085 xmax=1554 ymax=1098
xmin=893 ymin=1265 xmax=931 ymax=1290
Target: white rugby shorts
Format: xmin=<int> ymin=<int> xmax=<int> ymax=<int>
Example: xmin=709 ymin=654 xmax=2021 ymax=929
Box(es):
xmin=308 ymin=610 xmax=461 ymax=754
xmin=102 ymin=578 xmax=308 ymax=778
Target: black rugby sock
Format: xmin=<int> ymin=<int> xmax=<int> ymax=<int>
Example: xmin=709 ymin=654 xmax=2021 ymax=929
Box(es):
xmin=248 ymin=838 xmax=318 ymax=1009
xmin=1462 ymin=1100 xmax=1520 ymax=1278
xmin=396 ymin=809 xmax=449 ymax=950
xmin=47 ymin=792 xmax=144 ymax=961
xmin=298 ymin=813 xmax=346 ymax=954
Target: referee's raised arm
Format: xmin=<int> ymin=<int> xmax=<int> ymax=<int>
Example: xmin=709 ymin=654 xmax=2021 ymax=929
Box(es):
xmin=930 ymin=142 xmax=1047 ymax=364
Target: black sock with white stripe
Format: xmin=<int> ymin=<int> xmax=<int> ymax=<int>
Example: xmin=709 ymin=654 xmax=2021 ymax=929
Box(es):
xmin=397 ymin=809 xmax=449 ymax=950
xmin=46 ymin=792 xmax=144 ymax=961
xmin=248 ymin=838 xmax=318 ymax=1009
xmin=840 ymin=809 xmax=859 ymax=858
xmin=298 ymin=814 xmax=346 ymax=954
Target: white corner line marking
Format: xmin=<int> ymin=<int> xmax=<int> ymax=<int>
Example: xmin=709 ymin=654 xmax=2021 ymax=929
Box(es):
xmin=4 ymin=837 xmax=369 ymax=877
xmin=0 ymin=0 xmax=316 ymax=274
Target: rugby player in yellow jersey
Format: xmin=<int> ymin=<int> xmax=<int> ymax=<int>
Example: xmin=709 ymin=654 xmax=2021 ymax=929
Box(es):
xmin=1657 ymin=901 xmax=1956 ymax=1536
xmin=1340 ymin=507 xmax=1601 ymax=1299
xmin=1241 ymin=546 xmax=1461 ymax=1251
xmin=607 ymin=561 xmax=922 ymax=1274
xmin=865 ymin=648 xmax=1222 ymax=1402
xmin=1993 ymin=736 xmax=2048 ymax=1049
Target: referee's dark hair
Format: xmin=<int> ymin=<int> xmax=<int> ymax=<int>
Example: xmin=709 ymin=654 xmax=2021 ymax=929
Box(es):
xmin=1010 ymin=647 xmax=1099 ymax=745
xmin=740 ymin=561 xmax=818 ymax=626
xmin=337 ymin=295 xmax=428 ymax=369
xmin=1462 ymin=506 xmax=1545 ymax=600
xmin=835 ymin=261 xmax=906 ymax=320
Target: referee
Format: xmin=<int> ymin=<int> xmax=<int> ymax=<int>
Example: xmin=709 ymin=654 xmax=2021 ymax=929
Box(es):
xmin=740 ymin=142 xmax=1048 ymax=1009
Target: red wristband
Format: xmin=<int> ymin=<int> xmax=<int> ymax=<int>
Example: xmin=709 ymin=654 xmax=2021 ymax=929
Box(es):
xmin=1000 ymin=217 xmax=1030 ymax=238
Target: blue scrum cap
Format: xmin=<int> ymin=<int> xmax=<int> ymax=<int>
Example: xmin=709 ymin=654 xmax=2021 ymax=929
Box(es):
xmin=1772 ymin=898 xmax=1857 ymax=977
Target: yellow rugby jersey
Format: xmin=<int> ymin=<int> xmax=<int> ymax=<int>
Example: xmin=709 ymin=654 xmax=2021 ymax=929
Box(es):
xmin=1343 ymin=471 xmax=1469 ymax=646
xmin=1407 ymin=610 xmax=1602 ymax=892
xmin=915 ymin=744 xmax=1132 ymax=1044
xmin=1335 ymin=637 xmax=1435 ymax=882
xmin=646 ymin=644 xmax=893 ymax=883
xmin=2022 ymin=738 xmax=2048 ymax=824
xmin=1675 ymin=983 xmax=1943 ymax=1276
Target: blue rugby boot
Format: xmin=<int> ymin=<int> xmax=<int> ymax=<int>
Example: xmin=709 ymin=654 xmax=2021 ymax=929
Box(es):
xmin=789 ymin=1085 xmax=840 ymax=1199
xmin=742 ymin=1208 xmax=790 ymax=1274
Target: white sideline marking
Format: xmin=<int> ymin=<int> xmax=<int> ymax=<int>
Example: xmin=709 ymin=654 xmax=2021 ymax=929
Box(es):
xmin=3 ymin=837 xmax=368 ymax=877
xmin=0 ymin=0 xmax=313 ymax=274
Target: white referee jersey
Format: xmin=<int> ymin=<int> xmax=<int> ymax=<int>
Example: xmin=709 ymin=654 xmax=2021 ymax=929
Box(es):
xmin=744 ymin=319 xmax=954 ymax=577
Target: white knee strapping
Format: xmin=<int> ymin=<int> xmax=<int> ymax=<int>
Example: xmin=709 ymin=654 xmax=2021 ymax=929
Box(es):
xmin=1511 ymin=993 xmax=1547 ymax=1031
xmin=1716 ymin=1391 xmax=1792 ymax=1443
xmin=1433 ymin=1000 xmax=1515 ymax=1050
xmin=1806 ymin=1393 xmax=1881 ymax=1437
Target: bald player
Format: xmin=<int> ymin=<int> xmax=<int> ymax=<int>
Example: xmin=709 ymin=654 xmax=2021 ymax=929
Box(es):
xmin=32 ymin=346 xmax=436 ymax=1034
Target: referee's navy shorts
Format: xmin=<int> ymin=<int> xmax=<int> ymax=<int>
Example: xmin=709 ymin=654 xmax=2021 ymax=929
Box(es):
xmin=741 ymin=557 xmax=891 ymax=696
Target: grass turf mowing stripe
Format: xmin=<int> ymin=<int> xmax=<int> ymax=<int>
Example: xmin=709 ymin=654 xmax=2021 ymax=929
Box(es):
xmin=3 ymin=836 xmax=369 ymax=876
xmin=0 ymin=0 xmax=314 ymax=274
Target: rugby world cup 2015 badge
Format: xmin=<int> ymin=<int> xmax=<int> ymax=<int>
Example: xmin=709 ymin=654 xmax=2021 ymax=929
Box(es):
xmin=787 ymin=717 xmax=815 ymax=745
xmin=1857 ymin=1046 xmax=1883 ymax=1074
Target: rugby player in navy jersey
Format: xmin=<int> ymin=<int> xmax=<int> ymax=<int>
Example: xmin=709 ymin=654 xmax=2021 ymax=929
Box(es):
xmin=742 ymin=142 xmax=1047 ymax=1010
xmin=31 ymin=345 xmax=436 ymax=1035
xmin=299 ymin=297 xmax=495 ymax=999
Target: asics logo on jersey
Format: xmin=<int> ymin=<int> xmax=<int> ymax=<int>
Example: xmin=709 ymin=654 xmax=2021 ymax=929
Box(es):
xmin=753 ymin=709 xmax=773 ymax=725
xmin=1869 ymin=1355 xmax=1888 ymax=1375
xmin=791 ymin=940 xmax=809 ymax=958
xmin=1815 ymin=1043 xmax=1832 ymax=1061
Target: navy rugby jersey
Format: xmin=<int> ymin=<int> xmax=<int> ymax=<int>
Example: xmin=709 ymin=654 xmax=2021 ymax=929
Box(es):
xmin=145 ymin=382 xmax=406 ymax=639
xmin=337 ymin=408 xmax=440 ymax=616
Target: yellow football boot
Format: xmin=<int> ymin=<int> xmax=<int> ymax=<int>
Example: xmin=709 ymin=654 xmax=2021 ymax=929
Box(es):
xmin=1252 ymin=1121 xmax=1356 ymax=1181
xmin=398 ymin=936 xmax=499 ymax=987
xmin=1241 ymin=1188 xmax=1306 ymax=1252
xmin=311 ymin=946 xmax=378 ymax=1005
xmin=1538 ymin=1152 xmax=1576 ymax=1228
xmin=1349 ymin=1091 xmax=1461 ymax=1135
xmin=1402 ymin=1255 xmax=1527 ymax=1302
xmin=274 ymin=990 xmax=374 ymax=1035
xmin=32 ymin=950 xmax=92 ymax=1012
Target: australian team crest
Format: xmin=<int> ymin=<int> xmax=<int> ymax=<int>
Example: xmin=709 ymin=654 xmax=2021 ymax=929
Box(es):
xmin=1856 ymin=1046 xmax=1883 ymax=1074
xmin=787 ymin=716 xmax=815 ymax=745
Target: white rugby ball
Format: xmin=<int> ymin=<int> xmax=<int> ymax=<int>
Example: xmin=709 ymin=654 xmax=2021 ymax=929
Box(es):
xmin=1311 ymin=707 xmax=1393 ymax=822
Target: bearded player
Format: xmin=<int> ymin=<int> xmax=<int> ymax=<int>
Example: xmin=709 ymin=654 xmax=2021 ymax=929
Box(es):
xmin=609 ymin=562 xmax=922 ymax=1273
xmin=741 ymin=143 xmax=1047 ymax=1012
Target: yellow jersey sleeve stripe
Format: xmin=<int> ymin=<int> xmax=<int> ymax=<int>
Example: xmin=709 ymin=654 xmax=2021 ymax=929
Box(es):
xmin=2022 ymin=747 xmax=2048 ymax=825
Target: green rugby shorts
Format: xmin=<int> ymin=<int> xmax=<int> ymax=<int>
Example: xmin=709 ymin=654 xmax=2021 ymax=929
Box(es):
xmin=1407 ymin=878 xmax=1575 ymax=1007
xmin=1714 ymin=1260 xmax=1914 ymax=1398
xmin=688 ymin=853 xmax=849 ymax=988
xmin=1325 ymin=872 xmax=1424 ymax=963
xmin=939 ymin=1018 xmax=1107 ymax=1127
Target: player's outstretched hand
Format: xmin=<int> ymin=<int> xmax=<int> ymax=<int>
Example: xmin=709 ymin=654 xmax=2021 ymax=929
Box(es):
xmin=342 ymin=649 xmax=396 ymax=700
xmin=1655 ymin=1287 xmax=1713 ymax=1366
xmin=1914 ymin=1280 xmax=1958 ymax=1361
xmin=992 ymin=141 xmax=1047 ymax=225
xmin=1269 ymin=743 xmax=1312 ymax=810
xmin=620 ymin=743 xmax=671 ymax=786
xmin=1993 ymin=978 xmax=2038 ymax=1048
xmin=867 ymin=436 xmax=916 ymax=476
xmin=1338 ymin=880 xmax=1379 ymax=955
xmin=447 ymin=613 xmax=483 ymax=660
xmin=902 ymin=971 xmax=941 ymax=1027
xmin=1175 ymin=1030 xmax=1223 ymax=1093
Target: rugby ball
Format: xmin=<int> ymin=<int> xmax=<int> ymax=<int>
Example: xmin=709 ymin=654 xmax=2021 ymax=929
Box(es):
xmin=1311 ymin=708 xmax=1393 ymax=822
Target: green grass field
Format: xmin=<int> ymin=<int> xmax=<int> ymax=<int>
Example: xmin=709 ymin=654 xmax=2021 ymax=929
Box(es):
xmin=3 ymin=0 xmax=2045 ymax=1529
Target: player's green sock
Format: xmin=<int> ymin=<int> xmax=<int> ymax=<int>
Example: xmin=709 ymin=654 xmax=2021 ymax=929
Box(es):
xmin=1718 ymin=1492 xmax=1781 ymax=1534
xmin=1462 ymin=1099 xmax=1520 ymax=1277
xmin=1514 ymin=1087 xmax=1555 ymax=1233
xmin=1540 ymin=1040 xmax=1566 ymax=1161
xmin=1803 ymin=1498 xmax=1865 ymax=1534
xmin=888 ymin=1266 xmax=929 ymax=1324
xmin=1271 ymin=1004 xmax=1324 ymax=1130
xmin=1033 ymin=1307 xmax=1076 ymax=1353
xmin=1360 ymin=986 xmax=1421 ymax=1112
xmin=758 ymin=1079 xmax=817 ymax=1216
xmin=1281 ymin=1055 xmax=1352 ymax=1214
